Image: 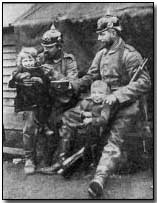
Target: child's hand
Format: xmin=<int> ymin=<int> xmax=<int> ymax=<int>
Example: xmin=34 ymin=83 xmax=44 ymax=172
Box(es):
xmin=20 ymin=72 xmax=31 ymax=80
xmin=42 ymin=64 xmax=54 ymax=74
xmin=83 ymin=118 xmax=92 ymax=125
xmin=31 ymin=77 xmax=43 ymax=84
xmin=82 ymin=112 xmax=92 ymax=118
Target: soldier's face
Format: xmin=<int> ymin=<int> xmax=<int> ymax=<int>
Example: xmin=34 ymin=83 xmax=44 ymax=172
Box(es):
xmin=98 ymin=30 xmax=114 ymax=48
xmin=43 ymin=45 xmax=59 ymax=58
xmin=22 ymin=57 xmax=35 ymax=69
xmin=91 ymin=88 xmax=106 ymax=104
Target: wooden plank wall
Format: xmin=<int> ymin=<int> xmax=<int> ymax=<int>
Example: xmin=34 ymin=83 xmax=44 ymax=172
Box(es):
xmin=3 ymin=30 xmax=24 ymax=131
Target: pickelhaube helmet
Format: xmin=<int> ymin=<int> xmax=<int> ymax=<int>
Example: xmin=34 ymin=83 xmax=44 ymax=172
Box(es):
xmin=41 ymin=24 xmax=62 ymax=47
xmin=96 ymin=15 xmax=122 ymax=33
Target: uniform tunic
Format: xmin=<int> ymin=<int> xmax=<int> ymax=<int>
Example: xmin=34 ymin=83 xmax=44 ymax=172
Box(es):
xmin=71 ymin=38 xmax=151 ymax=103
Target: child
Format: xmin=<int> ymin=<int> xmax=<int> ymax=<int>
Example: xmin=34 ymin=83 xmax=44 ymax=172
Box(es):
xmin=9 ymin=47 xmax=53 ymax=174
xmin=49 ymin=80 xmax=112 ymax=172
xmin=9 ymin=47 xmax=50 ymax=108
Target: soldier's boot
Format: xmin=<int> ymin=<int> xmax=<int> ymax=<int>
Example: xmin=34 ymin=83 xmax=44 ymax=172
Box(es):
xmin=88 ymin=142 xmax=121 ymax=198
xmin=50 ymin=125 xmax=72 ymax=172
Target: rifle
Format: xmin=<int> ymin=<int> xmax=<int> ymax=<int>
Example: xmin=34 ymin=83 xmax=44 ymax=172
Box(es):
xmin=130 ymin=58 xmax=148 ymax=82
xmin=57 ymin=147 xmax=85 ymax=176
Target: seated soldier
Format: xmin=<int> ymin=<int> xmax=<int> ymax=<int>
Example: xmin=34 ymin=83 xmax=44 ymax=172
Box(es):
xmin=50 ymin=80 xmax=113 ymax=172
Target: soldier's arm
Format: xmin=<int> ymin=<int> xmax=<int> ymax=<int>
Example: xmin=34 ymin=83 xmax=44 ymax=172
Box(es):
xmin=66 ymin=55 xmax=78 ymax=80
xmin=113 ymin=50 xmax=151 ymax=103
xmin=70 ymin=51 xmax=102 ymax=94
xmin=91 ymin=104 xmax=110 ymax=126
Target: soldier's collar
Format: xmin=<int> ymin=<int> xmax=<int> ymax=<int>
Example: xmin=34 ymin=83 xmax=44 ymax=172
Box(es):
xmin=53 ymin=58 xmax=61 ymax=64
xmin=107 ymin=38 xmax=124 ymax=54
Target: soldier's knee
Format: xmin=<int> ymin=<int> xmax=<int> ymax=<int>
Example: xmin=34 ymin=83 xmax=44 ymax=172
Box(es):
xmin=102 ymin=141 xmax=121 ymax=158
xmin=59 ymin=125 xmax=72 ymax=139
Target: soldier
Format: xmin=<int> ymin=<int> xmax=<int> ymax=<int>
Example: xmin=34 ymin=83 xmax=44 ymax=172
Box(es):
xmin=56 ymin=15 xmax=151 ymax=197
xmin=47 ymin=80 xmax=112 ymax=173
xmin=38 ymin=24 xmax=78 ymax=165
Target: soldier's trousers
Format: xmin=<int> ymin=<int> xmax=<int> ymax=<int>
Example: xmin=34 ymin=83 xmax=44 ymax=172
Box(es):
xmin=61 ymin=100 xmax=140 ymax=178
xmin=23 ymin=106 xmax=51 ymax=160
xmin=95 ymin=100 xmax=140 ymax=181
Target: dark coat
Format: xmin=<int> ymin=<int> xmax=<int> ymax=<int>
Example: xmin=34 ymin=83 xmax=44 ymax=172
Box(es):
xmin=8 ymin=66 xmax=51 ymax=112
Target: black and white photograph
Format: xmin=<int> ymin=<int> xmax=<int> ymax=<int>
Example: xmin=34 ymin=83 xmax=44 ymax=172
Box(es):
xmin=2 ymin=2 xmax=154 ymax=199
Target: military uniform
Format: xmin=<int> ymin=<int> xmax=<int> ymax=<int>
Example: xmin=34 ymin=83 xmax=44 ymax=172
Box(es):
xmin=69 ymin=19 xmax=151 ymax=197
xmin=38 ymin=51 xmax=78 ymax=118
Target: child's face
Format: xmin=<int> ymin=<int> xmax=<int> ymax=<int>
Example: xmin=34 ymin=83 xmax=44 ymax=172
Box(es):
xmin=91 ymin=88 xmax=106 ymax=104
xmin=22 ymin=57 xmax=35 ymax=69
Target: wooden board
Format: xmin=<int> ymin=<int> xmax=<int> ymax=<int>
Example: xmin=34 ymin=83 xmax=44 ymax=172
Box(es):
xmin=3 ymin=67 xmax=17 ymax=77
xmin=3 ymin=59 xmax=16 ymax=67
xmin=3 ymin=147 xmax=24 ymax=156
xmin=3 ymin=98 xmax=15 ymax=107
xmin=3 ymin=46 xmax=16 ymax=53
xmin=3 ymin=106 xmax=25 ymax=130
xmin=3 ymin=53 xmax=17 ymax=60
xmin=3 ymin=91 xmax=16 ymax=98
xmin=3 ymin=88 xmax=16 ymax=93
xmin=3 ymin=42 xmax=17 ymax=108
xmin=3 ymin=75 xmax=11 ymax=83
xmin=3 ymin=83 xmax=16 ymax=91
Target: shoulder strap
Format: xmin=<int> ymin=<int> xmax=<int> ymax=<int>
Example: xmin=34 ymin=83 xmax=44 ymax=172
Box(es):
xmin=61 ymin=51 xmax=66 ymax=75
xmin=119 ymin=42 xmax=125 ymax=68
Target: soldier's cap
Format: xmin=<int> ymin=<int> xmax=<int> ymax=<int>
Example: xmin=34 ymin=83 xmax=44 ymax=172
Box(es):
xmin=96 ymin=15 xmax=122 ymax=33
xmin=41 ymin=24 xmax=62 ymax=47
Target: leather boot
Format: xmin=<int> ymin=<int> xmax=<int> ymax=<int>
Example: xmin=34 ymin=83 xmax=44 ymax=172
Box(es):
xmin=48 ymin=125 xmax=72 ymax=173
xmin=88 ymin=141 xmax=121 ymax=198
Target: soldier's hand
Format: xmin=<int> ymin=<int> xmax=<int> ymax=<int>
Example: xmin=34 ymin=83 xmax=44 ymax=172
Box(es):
xmin=83 ymin=118 xmax=92 ymax=125
xmin=68 ymin=82 xmax=73 ymax=90
xmin=31 ymin=77 xmax=43 ymax=84
xmin=82 ymin=111 xmax=92 ymax=118
xmin=104 ymin=94 xmax=117 ymax=105
xmin=42 ymin=64 xmax=54 ymax=74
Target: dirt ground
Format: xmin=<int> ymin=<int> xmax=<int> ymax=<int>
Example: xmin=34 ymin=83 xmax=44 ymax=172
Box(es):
xmin=3 ymin=160 xmax=153 ymax=199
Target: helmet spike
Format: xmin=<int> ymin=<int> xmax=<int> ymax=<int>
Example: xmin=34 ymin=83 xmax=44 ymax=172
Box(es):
xmin=106 ymin=8 xmax=111 ymax=16
xmin=50 ymin=24 xmax=56 ymax=31
xmin=41 ymin=24 xmax=62 ymax=47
